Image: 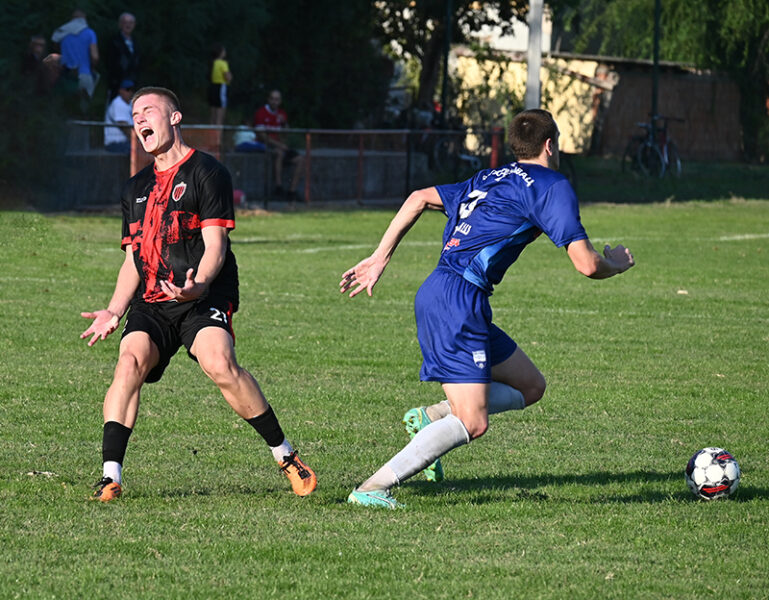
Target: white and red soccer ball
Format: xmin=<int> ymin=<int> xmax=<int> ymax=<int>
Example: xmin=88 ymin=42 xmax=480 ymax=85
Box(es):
xmin=685 ymin=447 xmax=740 ymax=500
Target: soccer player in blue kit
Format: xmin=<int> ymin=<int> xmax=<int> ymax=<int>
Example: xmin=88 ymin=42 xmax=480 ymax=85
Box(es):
xmin=80 ymin=87 xmax=316 ymax=501
xmin=340 ymin=109 xmax=634 ymax=508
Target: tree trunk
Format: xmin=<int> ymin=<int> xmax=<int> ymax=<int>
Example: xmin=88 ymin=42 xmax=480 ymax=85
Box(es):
xmin=416 ymin=24 xmax=445 ymax=110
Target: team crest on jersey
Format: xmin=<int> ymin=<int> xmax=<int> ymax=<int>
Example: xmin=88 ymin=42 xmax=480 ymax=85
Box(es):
xmin=172 ymin=182 xmax=187 ymax=202
xmin=472 ymin=350 xmax=487 ymax=369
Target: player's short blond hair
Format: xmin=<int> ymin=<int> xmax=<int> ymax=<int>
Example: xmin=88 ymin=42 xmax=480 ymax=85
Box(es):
xmin=131 ymin=87 xmax=181 ymax=113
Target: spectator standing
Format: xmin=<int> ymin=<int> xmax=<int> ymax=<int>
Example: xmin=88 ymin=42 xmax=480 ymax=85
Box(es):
xmin=103 ymin=79 xmax=135 ymax=154
xmin=22 ymin=34 xmax=60 ymax=93
xmin=22 ymin=35 xmax=47 ymax=76
xmin=208 ymin=44 xmax=231 ymax=126
xmin=253 ymin=90 xmax=303 ymax=202
xmin=106 ymin=12 xmax=140 ymax=101
xmin=51 ymin=9 xmax=99 ymax=111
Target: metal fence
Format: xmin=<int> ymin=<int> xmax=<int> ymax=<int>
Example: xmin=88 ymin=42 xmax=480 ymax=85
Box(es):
xmin=63 ymin=121 xmax=503 ymax=209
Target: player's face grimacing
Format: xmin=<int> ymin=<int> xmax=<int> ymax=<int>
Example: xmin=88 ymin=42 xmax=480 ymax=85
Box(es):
xmin=132 ymin=93 xmax=181 ymax=155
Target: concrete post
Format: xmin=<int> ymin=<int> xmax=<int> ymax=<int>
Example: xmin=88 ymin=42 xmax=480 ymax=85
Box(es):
xmin=525 ymin=0 xmax=544 ymax=110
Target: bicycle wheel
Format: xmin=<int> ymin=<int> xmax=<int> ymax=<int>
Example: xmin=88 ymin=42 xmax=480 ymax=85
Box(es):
xmin=622 ymin=138 xmax=642 ymax=175
xmin=665 ymin=141 xmax=682 ymax=177
xmin=637 ymin=142 xmax=665 ymax=177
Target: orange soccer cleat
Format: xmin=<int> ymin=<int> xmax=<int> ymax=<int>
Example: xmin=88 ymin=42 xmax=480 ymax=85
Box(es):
xmin=91 ymin=476 xmax=122 ymax=502
xmin=279 ymin=451 xmax=317 ymax=497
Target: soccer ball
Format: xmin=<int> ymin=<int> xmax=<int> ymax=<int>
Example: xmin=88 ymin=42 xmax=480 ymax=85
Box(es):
xmin=685 ymin=447 xmax=740 ymax=500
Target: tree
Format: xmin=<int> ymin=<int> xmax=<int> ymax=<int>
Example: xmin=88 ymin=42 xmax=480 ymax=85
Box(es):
xmin=0 ymin=0 xmax=392 ymax=200
xmin=556 ymin=0 xmax=769 ymax=160
xmin=373 ymin=1 xmax=531 ymax=112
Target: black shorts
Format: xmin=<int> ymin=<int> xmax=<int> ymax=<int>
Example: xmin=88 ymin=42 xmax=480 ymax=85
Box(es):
xmin=122 ymin=295 xmax=236 ymax=384
xmin=208 ymin=83 xmax=227 ymax=108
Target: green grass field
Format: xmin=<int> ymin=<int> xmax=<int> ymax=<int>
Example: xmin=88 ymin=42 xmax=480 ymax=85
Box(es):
xmin=1 ymin=199 xmax=768 ymax=599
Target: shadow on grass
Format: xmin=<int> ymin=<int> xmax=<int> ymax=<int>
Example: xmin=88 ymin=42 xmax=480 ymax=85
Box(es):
xmin=128 ymin=484 xmax=282 ymax=500
xmin=406 ymin=470 xmax=769 ymax=504
xmin=573 ymin=156 xmax=769 ymax=204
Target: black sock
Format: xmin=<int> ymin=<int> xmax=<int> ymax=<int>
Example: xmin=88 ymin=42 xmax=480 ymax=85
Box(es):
xmin=102 ymin=421 xmax=133 ymax=464
xmin=246 ymin=406 xmax=285 ymax=447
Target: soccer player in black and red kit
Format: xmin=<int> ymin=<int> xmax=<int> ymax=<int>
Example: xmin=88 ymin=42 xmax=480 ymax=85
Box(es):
xmin=81 ymin=86 xmax=316 ymax=500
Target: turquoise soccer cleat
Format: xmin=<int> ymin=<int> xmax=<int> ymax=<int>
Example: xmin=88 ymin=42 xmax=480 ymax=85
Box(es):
xmin=402 ymin=407 xmax=445 ymax=482
xmin=347 ymin=488 xmax=404 ymax=509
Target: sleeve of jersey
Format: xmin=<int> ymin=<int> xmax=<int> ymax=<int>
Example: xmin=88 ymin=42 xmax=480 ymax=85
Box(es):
xmin=535 ymin=180 xmax=587 ymax=247
xmin=199 ymin=162 xmax=236 ymax=230
xmin=435 ymin=182 xmax=465 ymax=216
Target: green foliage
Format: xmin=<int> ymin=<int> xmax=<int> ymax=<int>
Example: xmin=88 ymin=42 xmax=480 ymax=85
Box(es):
xmin=0 ymin=0 xmax=392 ymax=192
xmin=374 ymin=1 xmax=531 ymax=108
xmin=254 ymin=1 xmax=391 ymax=128
xmin=1 ymin=202 xmax=769 ymax=598
xmin=452 ymin=43 xmax=524 ymax=131
xmin=555 ymin=0 xmax=769 ymax=160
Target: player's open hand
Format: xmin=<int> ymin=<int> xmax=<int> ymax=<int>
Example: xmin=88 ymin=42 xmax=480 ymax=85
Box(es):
xmin=340 ymin=255 xmax=387 ymax=298
xmin=603 ymin=244 xmax=635 ymax=272
xmin=160 ymin=268 xmax=206 ymax=302
xmin=80 ymin=309 xmax=120 ymax=347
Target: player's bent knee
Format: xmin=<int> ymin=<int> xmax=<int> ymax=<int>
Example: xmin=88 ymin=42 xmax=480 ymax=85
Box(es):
xmin=459 ymin=415 xmax=488 ymax=440
xmin=114 ymin=351 xmax=148 ymax=381
xmin=198 ymin=354 xmax=239 ymax=385
xmin=525 ymin=376 xmax=546 ymax=406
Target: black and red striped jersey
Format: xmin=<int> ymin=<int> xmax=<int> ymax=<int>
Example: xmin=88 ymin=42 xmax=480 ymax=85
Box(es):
xmin=120 ymin=149 xmax=238 ymax=306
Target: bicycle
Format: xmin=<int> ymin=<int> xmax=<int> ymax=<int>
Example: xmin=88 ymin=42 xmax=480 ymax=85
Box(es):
xmin=621 ymin=115 xmax=683 ymax=178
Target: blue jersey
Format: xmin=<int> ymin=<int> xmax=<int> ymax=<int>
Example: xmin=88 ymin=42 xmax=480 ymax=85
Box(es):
xmin=60 ymin=27 xmax=97 ymax=75
xmin=435 ymin=162 xmax=587 ymax=294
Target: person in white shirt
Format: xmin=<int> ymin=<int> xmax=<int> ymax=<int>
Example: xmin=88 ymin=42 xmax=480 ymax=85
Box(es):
xmin=104 ymin=79 xmax=135 ymax=154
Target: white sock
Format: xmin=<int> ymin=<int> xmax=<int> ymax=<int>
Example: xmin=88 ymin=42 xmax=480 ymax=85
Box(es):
xmin=387 ymin=414 xmax=470 ymax=484
xmin=358 ymin=464 xmax=399 ymax=492
xmin=270 ymin=439 xmax=294 ymax=463
xmin=103 ymin=461 xmax=122 ymax=484
xmin=425 ymin=400 xmax=451 ymax=422
xmin=488 ymin=382 xmax=526 ymax=414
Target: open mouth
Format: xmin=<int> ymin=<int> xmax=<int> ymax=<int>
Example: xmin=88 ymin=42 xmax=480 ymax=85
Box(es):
xmin=140 ymin=126 xmax=154 ymax=141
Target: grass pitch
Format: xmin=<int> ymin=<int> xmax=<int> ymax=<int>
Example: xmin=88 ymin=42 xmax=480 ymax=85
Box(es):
xmin=1 ymin=200 xmax=768 ymax=599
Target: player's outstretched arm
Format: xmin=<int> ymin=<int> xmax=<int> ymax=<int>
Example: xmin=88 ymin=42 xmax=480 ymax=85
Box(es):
xmin=340 ymin=187 xmax=443 ymax=298
xmin=566 ymin=239 xmax=635 ymax=279
xmin=81 ymin=247 xmax=140 ymax=346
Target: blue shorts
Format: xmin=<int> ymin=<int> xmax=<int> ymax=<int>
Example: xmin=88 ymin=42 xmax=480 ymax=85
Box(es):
xmin=414 ymin=268 xmax=517 ymax=383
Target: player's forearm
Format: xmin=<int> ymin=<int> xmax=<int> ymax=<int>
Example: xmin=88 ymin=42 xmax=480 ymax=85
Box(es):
xmin=373 ymin=189 xmax=438 ymax=262
xmin=193 ymin=239 xmax=227 ymax=287
xmin=568 ymin=239 xmax=632 ymax=279
xmin=107 ymin=256 xmax=141 ymax=318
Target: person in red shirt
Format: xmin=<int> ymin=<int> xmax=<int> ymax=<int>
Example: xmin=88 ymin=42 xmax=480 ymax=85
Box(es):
xmin=81 ymin=86 xmax=316 ymax=501
xmin=253 ymin=89 xmax=303 ymax=202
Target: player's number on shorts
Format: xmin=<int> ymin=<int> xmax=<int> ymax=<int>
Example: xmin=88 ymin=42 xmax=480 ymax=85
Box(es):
xmin=209 ymin=308 xmax=228 ymax=323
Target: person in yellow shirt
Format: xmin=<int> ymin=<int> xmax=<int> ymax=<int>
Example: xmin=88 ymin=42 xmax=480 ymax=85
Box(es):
xmin=208 ymin=43 xmax=232 ymax=125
